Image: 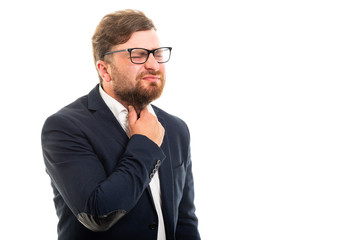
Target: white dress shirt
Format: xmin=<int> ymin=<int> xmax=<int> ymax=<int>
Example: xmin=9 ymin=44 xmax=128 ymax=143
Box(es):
xmin=99 ymin=85 xmax=166 ymax=240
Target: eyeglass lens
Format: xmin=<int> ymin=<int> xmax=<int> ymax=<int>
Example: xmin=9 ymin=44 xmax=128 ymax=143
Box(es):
xmin=130 ymin=48 xmax=171 ymax=64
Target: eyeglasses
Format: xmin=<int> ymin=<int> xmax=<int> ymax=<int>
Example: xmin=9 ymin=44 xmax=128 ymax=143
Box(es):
xmin=103 ymin=47 xmax=172 ymax=64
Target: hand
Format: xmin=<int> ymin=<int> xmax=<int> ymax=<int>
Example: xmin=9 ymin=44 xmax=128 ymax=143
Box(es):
xmin=128 ymin=106 xmax=165 ymax=147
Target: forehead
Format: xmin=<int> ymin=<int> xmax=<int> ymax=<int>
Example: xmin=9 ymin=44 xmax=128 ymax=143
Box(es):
xmin=120 ymin=29 xmax=160 ymax=49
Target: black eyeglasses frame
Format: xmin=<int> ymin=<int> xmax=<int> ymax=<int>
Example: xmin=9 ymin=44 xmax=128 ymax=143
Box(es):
xmin=103 ymin=47 xmax=172 ymax=64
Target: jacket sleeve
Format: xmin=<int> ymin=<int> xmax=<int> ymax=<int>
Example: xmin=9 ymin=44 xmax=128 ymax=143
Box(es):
xmin=41 ymin=114 xmax=165 ymax=232
xmin=175 ymin=131 xmax=201 ymax=239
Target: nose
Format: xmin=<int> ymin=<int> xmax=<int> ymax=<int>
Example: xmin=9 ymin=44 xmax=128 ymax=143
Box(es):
xmin=144 ymin=53 xmax=160 ymax=71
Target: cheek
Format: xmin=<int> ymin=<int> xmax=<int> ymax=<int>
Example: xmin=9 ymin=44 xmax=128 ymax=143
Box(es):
xmin=160 ymin=66 xmax=166 ymax=81
xmin=117 ymin=61 xmax=140 ymax=78
xmin=159 ymin=65 xmax=166 ymax=74
xmin=120 ymin=67 xmax=141 ymax=85
xmin=133 ymin=66 xmax=146 ymax=79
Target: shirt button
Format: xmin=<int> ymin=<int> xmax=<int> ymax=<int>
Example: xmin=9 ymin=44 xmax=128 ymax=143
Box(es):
xmin=149 ymin=222 xmax=157 ymax=230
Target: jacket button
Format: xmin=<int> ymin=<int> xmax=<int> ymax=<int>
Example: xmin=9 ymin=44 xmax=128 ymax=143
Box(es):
xmin=149 ymin=222 xmax=157 ymax=230
xmin=154 ymin=164 xmax=159 ymax=171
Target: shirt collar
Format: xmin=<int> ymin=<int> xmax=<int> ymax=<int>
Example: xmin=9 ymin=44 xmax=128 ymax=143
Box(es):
xmin=98 ymin=85 xmax=156 ymax=119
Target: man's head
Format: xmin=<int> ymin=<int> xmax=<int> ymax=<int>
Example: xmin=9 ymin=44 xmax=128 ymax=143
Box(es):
xmin=92 ymin=10 xmax=170 ymax=111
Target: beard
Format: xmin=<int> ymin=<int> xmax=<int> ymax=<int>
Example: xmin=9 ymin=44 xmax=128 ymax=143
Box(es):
xmin=110 ymin=65 xmax=166 ymax=111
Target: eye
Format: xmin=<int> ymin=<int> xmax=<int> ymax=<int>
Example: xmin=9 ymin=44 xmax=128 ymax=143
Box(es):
xmin=155 ymin=50 xmax=164 ymax=59
xmin=131 ymin=49 xmax=148 ymax=58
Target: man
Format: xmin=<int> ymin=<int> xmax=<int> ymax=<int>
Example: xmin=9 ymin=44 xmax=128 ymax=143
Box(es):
xmin=41 ymin=9 xmax=200 ymax=240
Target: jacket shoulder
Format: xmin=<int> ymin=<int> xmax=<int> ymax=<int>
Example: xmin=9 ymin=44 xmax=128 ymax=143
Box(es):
xmin=152 ymin=105 xmax=189 ymax=131
xmin=42 ymin=95 xmax=90 ymax=133
xmin=44 ymin=85 xmax=101 ymax=126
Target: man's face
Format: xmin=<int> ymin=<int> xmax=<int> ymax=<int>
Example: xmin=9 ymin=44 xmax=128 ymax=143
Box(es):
xmin=106 ymin=29 xmax=166 ymax=111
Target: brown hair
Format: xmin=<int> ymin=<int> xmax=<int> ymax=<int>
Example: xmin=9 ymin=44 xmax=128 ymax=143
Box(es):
xmin=92 ymin=9 xmax=156 ymax=81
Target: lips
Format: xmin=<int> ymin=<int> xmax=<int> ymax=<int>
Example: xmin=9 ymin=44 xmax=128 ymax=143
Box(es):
xmin=142 ymin=75 xmax=160 ymax=83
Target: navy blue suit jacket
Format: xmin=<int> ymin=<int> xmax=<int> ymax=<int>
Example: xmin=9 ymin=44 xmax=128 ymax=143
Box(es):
xmin=41 ymin=85 xmax=200 ymax=240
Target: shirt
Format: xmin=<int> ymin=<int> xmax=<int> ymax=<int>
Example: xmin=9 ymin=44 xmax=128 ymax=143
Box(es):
xmin=99 ymin=85 xmax=166 ymax=240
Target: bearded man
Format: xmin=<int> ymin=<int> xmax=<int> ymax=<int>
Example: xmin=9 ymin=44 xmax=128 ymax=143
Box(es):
xmin=41 ymin=9 xmax=200 ymax=240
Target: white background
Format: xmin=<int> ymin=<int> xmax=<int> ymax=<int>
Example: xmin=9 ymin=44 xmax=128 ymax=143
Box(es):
xmin=1 ymin=0 xmax=359 ymax=239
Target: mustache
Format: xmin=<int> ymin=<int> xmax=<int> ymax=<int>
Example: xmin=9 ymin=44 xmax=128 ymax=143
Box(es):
xmin=137 ymin=70 xmax=164 ymax=79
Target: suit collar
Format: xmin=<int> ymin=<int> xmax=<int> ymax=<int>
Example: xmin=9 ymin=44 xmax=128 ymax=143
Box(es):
xmin=88 ymin=84 xmax=105 ymax=111
xmin=87 ymin=84 xmax=129 ymax=146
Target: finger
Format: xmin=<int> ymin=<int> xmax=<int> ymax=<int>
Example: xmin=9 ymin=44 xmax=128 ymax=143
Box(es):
xmin=158 ymin=126 xmax=165 ymax=146
xmin=160 ymin=125 xmax=165 ymax=138
xmin=128 ymin=105 xmax=137 ymax=126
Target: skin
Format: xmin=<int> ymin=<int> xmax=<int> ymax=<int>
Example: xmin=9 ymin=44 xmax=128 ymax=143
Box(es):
xmin=96 ymin=29 xmax=165 ymax=147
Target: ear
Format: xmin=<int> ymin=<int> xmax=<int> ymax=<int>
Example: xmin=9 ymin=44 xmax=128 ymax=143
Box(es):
xmin=96 ymin=60 xmax=112 ymax=82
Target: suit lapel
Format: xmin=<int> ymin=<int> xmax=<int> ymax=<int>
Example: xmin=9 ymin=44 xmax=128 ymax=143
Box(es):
xmin=156 ymin=113 xmax=175 ymax=236
xmin=87 ymin=85 xmax=129 ymax=147
xmin=143 ymin=110 xmax=175 ymax=236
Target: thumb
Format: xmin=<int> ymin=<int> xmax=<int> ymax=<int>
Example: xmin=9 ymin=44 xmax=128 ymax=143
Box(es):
xmin=128 ymin=105 xmax=137 ymax=126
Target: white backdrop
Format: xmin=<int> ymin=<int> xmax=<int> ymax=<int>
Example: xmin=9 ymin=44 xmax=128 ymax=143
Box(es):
xmin=1 ymin=0 xmax=359 ymax=239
